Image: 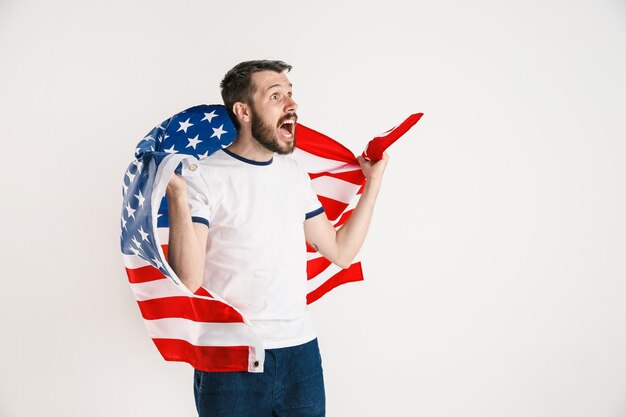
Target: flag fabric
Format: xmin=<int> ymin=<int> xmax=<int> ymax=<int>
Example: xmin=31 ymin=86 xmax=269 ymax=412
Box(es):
xmin=120 ymin=104 xmax=422 ymax=372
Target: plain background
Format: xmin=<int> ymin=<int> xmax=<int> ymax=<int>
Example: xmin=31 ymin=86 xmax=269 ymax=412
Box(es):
xmin=1 ymin=0 xmax=625 ymax=416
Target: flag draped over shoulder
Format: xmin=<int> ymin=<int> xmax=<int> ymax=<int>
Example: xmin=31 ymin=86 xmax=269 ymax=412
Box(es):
xmin=120 ymin=104 xmax=422 ymax=372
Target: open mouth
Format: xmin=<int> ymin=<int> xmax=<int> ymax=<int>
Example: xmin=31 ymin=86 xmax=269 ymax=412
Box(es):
xmin=278 ymin=118 xmax=296 ymax=138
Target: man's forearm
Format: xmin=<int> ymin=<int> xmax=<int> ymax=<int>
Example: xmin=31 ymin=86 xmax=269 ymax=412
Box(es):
xmin=166 ymin=188 xmax=206 ymax=292
xmin=334 ymin=177 xmax=382 ymax=267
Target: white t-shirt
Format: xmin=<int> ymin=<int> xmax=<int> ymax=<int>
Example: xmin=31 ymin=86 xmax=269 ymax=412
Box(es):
xmin=185 ymin=148 xmax=324 ymax=349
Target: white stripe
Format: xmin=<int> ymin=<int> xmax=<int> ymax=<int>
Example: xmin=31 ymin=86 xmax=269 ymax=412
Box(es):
xmin=291 ymin=148 xmax=358 ymax=174
xmin=157 ymin=227 xmax=169 ymax=243
xmin=306 ymin=251 xmax=325 ymax=261
xmin=145 ymin=318 xmax=259 ymax=347
xmin=131 ymin=278 xmax=189 ymax=301
xmin=122 ymin=253 xmax=150 ymax=269
xmin=311 ymin=176 xmax=362 ymax=204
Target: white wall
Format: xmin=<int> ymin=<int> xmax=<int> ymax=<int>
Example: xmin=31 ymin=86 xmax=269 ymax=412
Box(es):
xmin=1 ymin=0 xmax=625 ymax=416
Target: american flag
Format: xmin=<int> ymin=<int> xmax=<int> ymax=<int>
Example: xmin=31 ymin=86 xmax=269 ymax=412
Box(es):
xmin=120 ymin=104 xmax=422 ymax=372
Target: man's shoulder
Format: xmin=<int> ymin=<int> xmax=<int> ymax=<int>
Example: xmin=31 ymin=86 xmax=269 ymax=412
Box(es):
xmin=197 ymin=148 xmax=230 ymax=167
xmin=275 ymin=154 xmax=304 ymax=172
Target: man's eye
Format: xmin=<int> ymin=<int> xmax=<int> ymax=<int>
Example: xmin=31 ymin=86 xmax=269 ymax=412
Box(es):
xmin=271 ymin=94 xmax=279 ymax=100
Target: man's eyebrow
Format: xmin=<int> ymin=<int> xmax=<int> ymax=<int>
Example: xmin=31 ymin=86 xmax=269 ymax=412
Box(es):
xmin=265 ymin=83 xmax=293 ymax=92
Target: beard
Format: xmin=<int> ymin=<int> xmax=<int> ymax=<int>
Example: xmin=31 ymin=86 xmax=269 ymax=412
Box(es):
xmin=250 ymin=104 xmax=297 ymax=155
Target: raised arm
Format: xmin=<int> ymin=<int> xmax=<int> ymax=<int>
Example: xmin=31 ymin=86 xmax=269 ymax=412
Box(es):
xmin=165 ymin=174 xmax=208 ymax=293
xmin=303 ymin=153 xmax=389 ymax=268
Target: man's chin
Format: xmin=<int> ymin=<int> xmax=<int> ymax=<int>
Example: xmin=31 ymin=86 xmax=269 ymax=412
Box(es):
xmin=276 ymin=143 xmax=295 ymax=155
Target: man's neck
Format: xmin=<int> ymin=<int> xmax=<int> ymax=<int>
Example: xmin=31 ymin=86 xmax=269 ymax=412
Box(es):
xmin=226 ymin=134 xmax=274 ymax=163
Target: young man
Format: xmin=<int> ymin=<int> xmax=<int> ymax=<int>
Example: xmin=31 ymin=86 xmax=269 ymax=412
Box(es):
xmin=166 ymin=60 xmax=388 ymax=417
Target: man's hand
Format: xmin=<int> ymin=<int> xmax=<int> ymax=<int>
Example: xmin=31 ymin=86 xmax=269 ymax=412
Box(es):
xmin=356 ymin=152 xmax=389 ymax=182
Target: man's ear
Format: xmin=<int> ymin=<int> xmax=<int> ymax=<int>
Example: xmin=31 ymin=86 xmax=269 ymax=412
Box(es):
xmin=233 ymin=102 xmax=251 ymax=124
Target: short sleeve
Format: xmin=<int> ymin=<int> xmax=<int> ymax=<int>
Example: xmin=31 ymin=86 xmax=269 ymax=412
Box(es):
xmin=184 ymin=174 xmax=211 ymax=227
xmin=298 ymin=164 xmax=324 ymax=220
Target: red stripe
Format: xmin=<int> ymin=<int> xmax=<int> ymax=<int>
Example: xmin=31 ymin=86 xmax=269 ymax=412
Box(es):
xmin=153 ymin=339 xmax=250 ymax=372
xmin=306 ymin=262 xmax=364 ymax=304
xmin=362 ymin=113 xmax=423 ymax=161
xmin=126 ymin=265 xmax=165 ymax=284
xmin=194 ymin=287 xmax=212 ymax=297
xmin=137 ymin=297 xmax=244 ymax=322
xmin=317 ymin=195 xmax=349 ymax=222
xmin=296 ymin=124 xmax=357 ymax=163
xmin=309 ymin=169 xmax=364 ymax=185
xmin=333 ymin=208 xmax=354 ymax=228
xmin=306 ymin=257 xmax=332 ymax=280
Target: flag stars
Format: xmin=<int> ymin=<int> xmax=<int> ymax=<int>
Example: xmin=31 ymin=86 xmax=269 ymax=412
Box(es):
xmin=152 ymin=257 xmax=163 ymax=270
xmin=187 ymin=134 xmax=202 ymax=149
xmin=138 ymin=226 xmax=150 ymax=241
xmin=131 ymin=236 xmax=143 ymax=250
xmin=121 ymin=217 xmax=127 ymax=230
xmin=164 ymin=145 xmax=178 ymax=154
xmin=211 ymin=124 xmax=228 ymax=140
xmin=177 ymin=118 xmax=193 ymax=133
xmin=202 ymin=110 xmax=218 ymax=123
xmin=125 ymin=203 xmax=136 ymax=219
xmin=132 ymin=159 xmax=143 ymax=172
xmin=122 ymin=183 xmax=129 ymax=195
xmin=130 ymin=246 xmax=142 ymax=256
xmin=198 ymin=150 xmax=209 ymax=160
xmin=125 ymin=170 xmax=136 ymax=182
xmin=134 ymin=190 xmax=145 ymax=208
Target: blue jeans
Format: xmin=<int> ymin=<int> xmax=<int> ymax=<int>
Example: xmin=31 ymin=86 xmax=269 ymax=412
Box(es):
xmin=194 ymin=338 xmax=325 ymax=417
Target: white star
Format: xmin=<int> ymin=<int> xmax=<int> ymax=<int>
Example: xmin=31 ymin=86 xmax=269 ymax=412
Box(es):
xmin=134 ymin=190 xmax=145 ymax=208
xmin=198 ymin=150 xmax=210 ymax=160
xmin=125 ymin=203 xmax=136 ymax=219
xmin=132 ymin=160 xmax=143 ymax=172
xmin=177 ymin=118 xmax=193 ymax=133
xmin=125 ymin=170 xmax=136 ymax=182
xmin=130 ymin=246 xmax=141 ymax=256
xmin=186 ymin=134 xmax=202 ymax=149
xmin=138 ymin=226 xmax=149 ymax=241
xmin=122 ymin=183 xmax=128 ymax=195
xmin=121 ymin=217 xmax=127 ymax=230
xmin=201 ymin=110 xmax=218 ymax=123
xmin=151 ymin=257 xmax=163 ymax=270
xmin=211 ymin=124 xmax=228 ymax=140
xmin=131 ymin=236 xmax=142 ymax=249
xmin=164 ymin=145 xmax=178 ymax=154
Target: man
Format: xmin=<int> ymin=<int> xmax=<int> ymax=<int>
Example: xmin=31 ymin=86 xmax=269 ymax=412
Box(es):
xmin=166 ymin=60 xmax=388 ymax=417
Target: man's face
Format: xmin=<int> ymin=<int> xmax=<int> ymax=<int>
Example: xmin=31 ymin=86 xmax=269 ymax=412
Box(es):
xmin=247 ymin=71 xmax=298 ymax=155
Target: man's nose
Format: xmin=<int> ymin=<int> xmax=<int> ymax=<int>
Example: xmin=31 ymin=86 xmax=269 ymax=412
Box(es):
xmin=285 ymin=96 xmax=298 ymax=113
